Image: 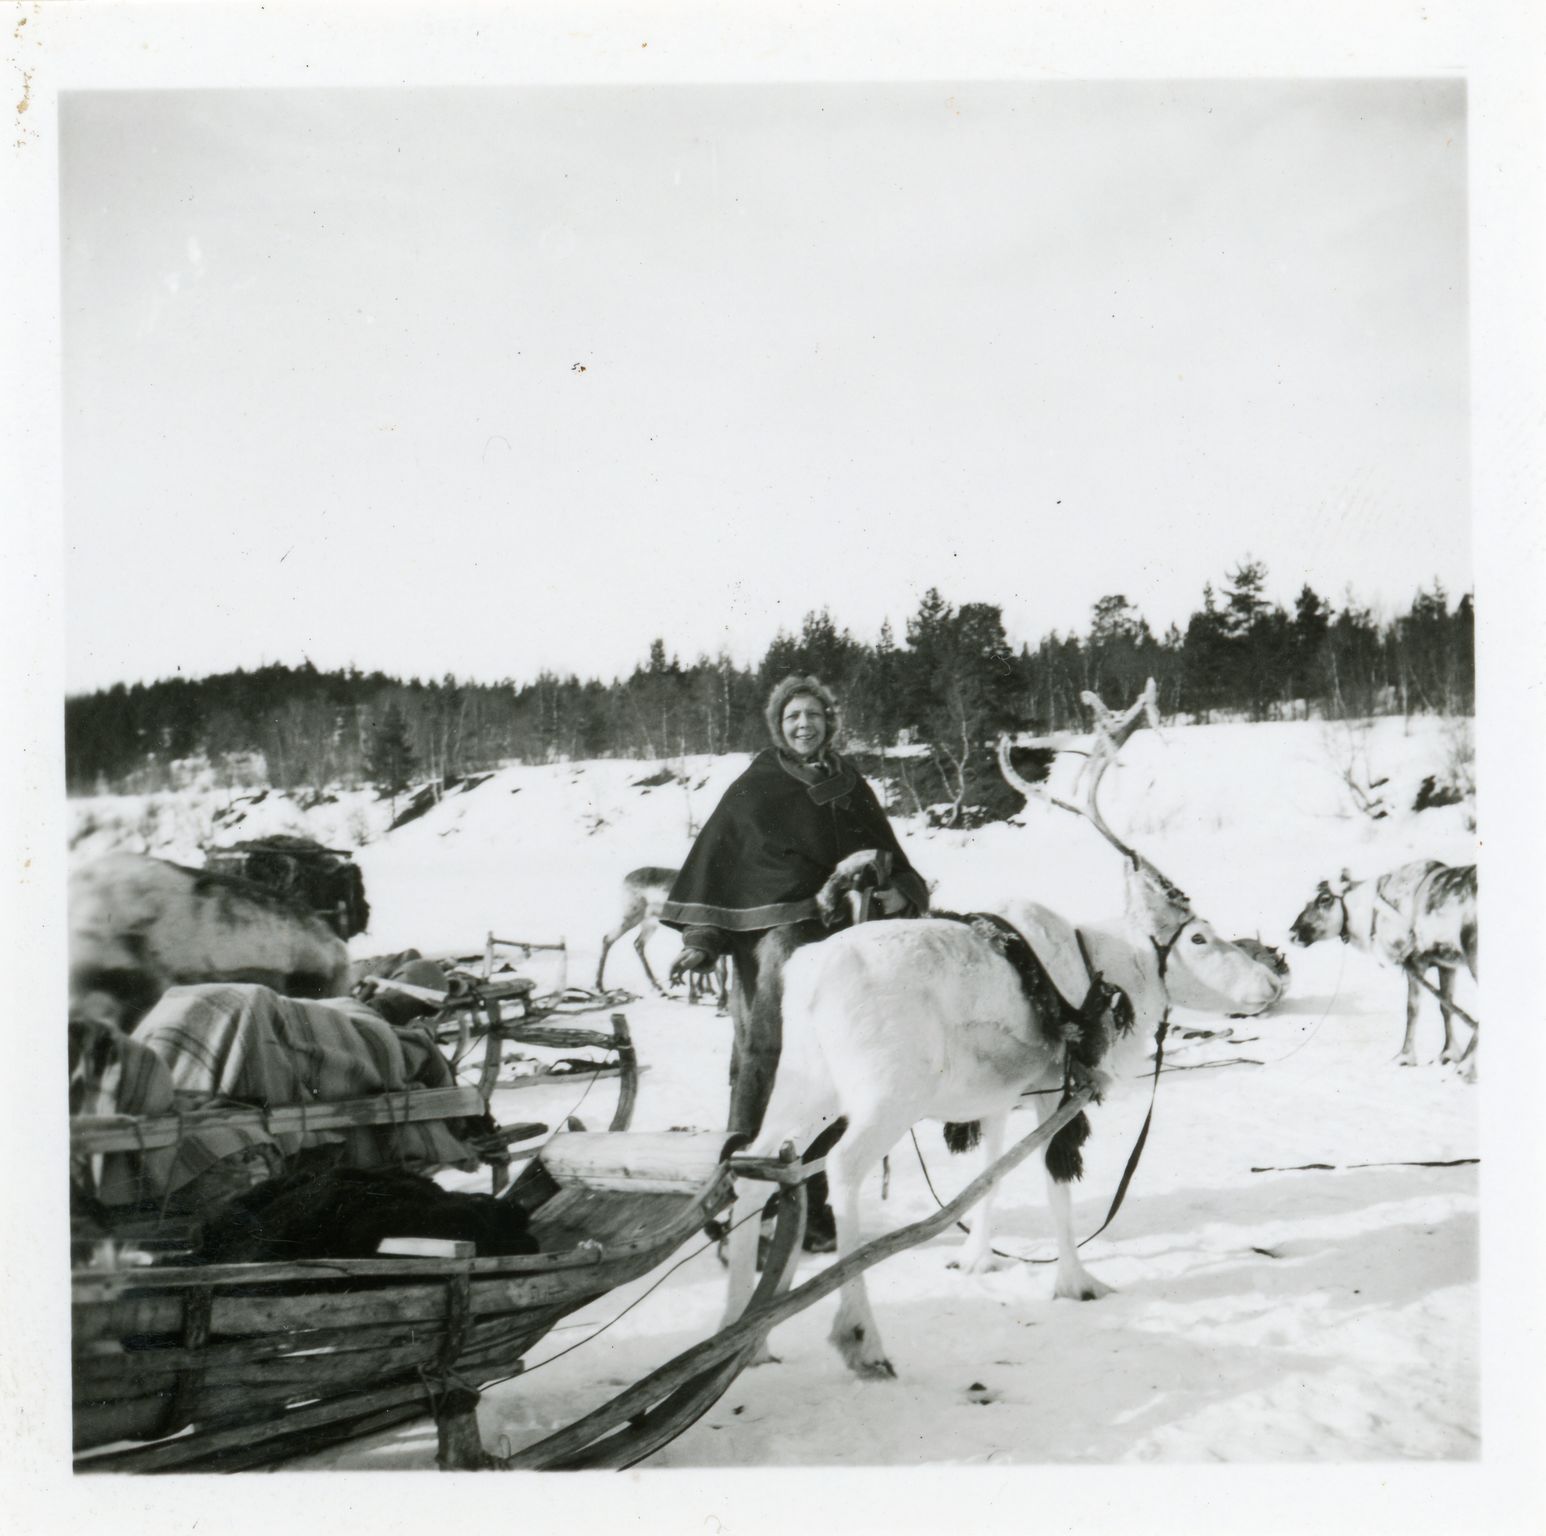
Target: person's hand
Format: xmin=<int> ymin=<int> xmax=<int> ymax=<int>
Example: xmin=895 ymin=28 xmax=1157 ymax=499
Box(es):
xmin=670 ymin=948 xmax=716 ymax=988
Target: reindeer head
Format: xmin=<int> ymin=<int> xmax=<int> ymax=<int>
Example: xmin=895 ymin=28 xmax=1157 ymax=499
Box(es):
xmin=1289 ymin=876 xmax=1350 ymax=948
xmin=997 ymin=681 xmax=1283 ymax=1017
xmin=1130 ymin=865 xmax=1285 ymax=1015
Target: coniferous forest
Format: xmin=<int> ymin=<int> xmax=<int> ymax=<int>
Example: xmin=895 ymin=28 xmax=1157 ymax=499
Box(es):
xmin=66 ymin=562 xmax=1474 ymax=808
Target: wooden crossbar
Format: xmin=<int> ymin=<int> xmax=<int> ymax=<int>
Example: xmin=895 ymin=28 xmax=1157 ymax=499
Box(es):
xmin=70 ymin=1087 xmax=487 ymax=1156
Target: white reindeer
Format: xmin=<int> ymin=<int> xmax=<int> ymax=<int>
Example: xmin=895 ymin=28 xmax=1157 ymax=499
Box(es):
xmin=69 ymin=853 xmax=353 ymax=1031
xmin=596 ymin=866 xmax=728 ymax=1006
xmin=1289 ymin=860 xmax=1478 ymax=1068
xmin=721 ymin=681 xmax=1284 ymax=1378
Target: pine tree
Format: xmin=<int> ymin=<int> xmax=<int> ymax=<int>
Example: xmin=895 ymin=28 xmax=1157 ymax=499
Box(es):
xmin=1181 ymin=584 xmax=1231 ymax=721
xmin=366 ymin=701 xmax=416 ymax=795
xmin=868 ymin=619 xmax=904 ymax=744
xmin=1086 ymin=594 xmax=1155 ymax=703
xmin=899 ymin=591 xmax=1021 ymax=825
xmin=1292 ymin=584 xmax=1332 ymax=715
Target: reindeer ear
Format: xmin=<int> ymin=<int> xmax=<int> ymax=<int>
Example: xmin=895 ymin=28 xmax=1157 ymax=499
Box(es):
xmin=1337 ymin=868 xmax=1354 ymax=893
xmin=1314 ymin=879 xmax=1331 ymax=896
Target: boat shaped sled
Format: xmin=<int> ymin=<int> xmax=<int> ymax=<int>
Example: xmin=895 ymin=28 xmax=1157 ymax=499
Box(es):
xmin=72 ymin=1128 xmax=810 ymax=1473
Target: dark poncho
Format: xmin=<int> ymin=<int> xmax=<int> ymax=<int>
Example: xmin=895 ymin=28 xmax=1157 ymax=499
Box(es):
xmin=660 ymin=749 xmax=928 ymax=934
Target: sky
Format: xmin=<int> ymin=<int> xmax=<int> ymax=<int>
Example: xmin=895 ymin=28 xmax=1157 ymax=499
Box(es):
xmin=59 ymin=79 xmax=1470 ymax=694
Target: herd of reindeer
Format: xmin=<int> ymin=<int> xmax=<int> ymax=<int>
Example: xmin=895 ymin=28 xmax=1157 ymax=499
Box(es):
xmin=595 ymin=681 xmax=1478 ymax=1068
xmin=67 ymin=682 xmax=1477 ymax=1380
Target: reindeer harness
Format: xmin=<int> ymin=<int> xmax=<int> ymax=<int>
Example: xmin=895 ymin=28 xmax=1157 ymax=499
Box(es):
xmin=1338 ymin=873 xmax=1422 ymax=964
xmin=934 ymin=910 xmax=1136 ymax=1070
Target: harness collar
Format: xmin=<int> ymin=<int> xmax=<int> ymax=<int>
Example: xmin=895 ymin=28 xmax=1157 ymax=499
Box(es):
xmin=1073 ymin=927 xmax=1135 ymax=1039
xmin=1151 ymin=913 xmax=1197 ymax=980
xmin=1335 ymin=891 xmax=1353 ymax=944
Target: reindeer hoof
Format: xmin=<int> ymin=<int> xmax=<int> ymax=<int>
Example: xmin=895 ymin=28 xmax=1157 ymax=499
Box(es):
xmin=831 ymin=1324 xmax=895 ymax=1378
xmin=949 ymin=1253 xmax=1010 ymax=1275
xmin=746 ymin=1341 xmax=780 ymax=1368
xmin=852 ymin=1356 xmax=898 ymax=1381
xmin=1396 ymin=1053 xmax=1418 ymax=1067
xmin=1053 ymin=1272 xmax=1114 ymax=1302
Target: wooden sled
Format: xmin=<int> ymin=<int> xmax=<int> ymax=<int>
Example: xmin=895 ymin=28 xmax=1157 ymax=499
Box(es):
xmin=72 ymin=1011 xmax=1090 ymax=1473
xmin=71 ymin=1130 xmax=812 ymax=1473
xmin=70 ymin=974 xmax=647 ymax=1469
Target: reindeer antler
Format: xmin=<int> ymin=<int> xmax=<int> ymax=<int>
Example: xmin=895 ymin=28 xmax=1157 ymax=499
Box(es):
xmin=1077 ymin=677 xmax=1158 ymax=763
xmin=997 ymin=678 xmax=1160 ymax=864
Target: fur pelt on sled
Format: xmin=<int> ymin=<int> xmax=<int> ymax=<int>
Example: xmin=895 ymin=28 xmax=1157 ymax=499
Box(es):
xmin=200 ymin=1163 xmax=539 ymax=1263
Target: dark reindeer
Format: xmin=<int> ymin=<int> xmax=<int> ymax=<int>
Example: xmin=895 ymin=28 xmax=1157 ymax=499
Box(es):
xmin=1290 ymin=860 xmax=1477 ymax=1070
xmin=69 ymin=853 xmax=352 ymax=1031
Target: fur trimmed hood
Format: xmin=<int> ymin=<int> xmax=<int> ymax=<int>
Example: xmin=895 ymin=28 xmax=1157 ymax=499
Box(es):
xmin=764 ymin=674 xmax=840 ymax=753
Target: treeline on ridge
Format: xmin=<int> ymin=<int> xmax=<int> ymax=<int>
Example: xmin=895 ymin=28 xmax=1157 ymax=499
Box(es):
xmin=66 ymin=561 xmax=1473 ymax=816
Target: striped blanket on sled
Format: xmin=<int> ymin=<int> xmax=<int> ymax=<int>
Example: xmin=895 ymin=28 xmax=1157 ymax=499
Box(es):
xmin=71 ymin=983 xmax=478 ymax=1210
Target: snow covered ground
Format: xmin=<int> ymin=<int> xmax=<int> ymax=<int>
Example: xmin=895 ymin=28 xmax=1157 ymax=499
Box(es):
xmin=67 ymin=717 xmax=1481 ymax=1469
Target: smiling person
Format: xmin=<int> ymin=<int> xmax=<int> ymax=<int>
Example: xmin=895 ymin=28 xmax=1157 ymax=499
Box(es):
xmin=661 ymin=674 xmax=928 ymax=1248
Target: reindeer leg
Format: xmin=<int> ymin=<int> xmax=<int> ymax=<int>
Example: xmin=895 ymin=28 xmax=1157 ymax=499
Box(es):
xmin=1449 ymin=959 xmax=1479 ymax=1077
xmin=1398 ymin=968 xmax=1421 ymax=1065
xmin=827 ymin=1120 xmax=902 ymax=1379
xmin=720 ymin=1179 xmax=779 ymax=1366
xmin=1437 ymin=967 xmax=1462 ymax=1063
xmin=1036 ymin=1094 xmax=1112 ymax=1300
xmin=952 ymin=1114 xmax=1011 ymax=1274
xmin=634 ymin=914 xmax=667 ymax=995
xmin=598 ymin=909 xmax=641 ymax=993
xmin=1456 ymin=1027 xmax=1478 ymax=1080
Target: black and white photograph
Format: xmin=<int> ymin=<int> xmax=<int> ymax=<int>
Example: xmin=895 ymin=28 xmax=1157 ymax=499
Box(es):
xmin=5 ymin=3 xmax=1542 ymax=1531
